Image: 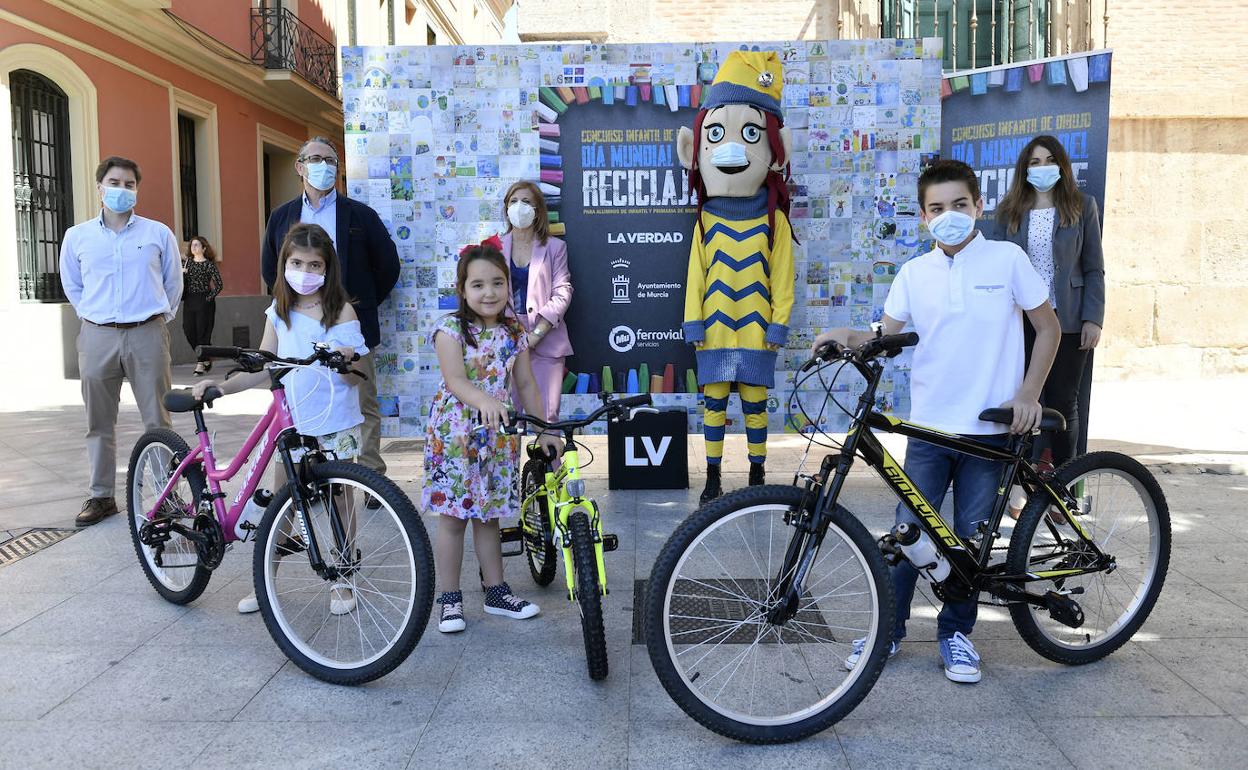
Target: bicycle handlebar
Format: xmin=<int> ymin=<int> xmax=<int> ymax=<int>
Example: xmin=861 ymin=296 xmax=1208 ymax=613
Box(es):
xmin=197 ymin=344 xmax=366 ymax=379
xmin=502 ymin=393 xmax=655 ymax=435
xmin=802 ymin=332 xmax=920 ymax=372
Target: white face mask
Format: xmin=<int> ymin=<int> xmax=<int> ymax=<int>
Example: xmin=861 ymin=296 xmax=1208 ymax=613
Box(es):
xmin=1027 ymin=165 xmax=1061 ymax=192
xmin=507 ymin=201 xmax=536 ymax=230
xmin=710 ymin=142 xmax=750 ymax=168
xmin=926 ymin=210 xmax=977 ymax=247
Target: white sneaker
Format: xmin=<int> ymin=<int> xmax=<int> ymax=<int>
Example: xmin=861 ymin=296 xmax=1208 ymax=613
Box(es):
xmin=238 ymin=592 xmax=259 ymax=614
xmin=843 ymin=636 xmax=900 ymax=670
xmin=329 ymin=583 xmax=357 ymax=615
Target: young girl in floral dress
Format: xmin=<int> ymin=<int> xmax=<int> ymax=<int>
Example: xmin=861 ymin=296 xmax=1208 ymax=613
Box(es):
xmin=423 ymin=237 xmax=561 ymax=633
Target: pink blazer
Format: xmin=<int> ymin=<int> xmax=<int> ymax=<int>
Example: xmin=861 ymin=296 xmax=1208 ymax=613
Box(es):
xmin=501 ymin=231 xmax=575 ymax=358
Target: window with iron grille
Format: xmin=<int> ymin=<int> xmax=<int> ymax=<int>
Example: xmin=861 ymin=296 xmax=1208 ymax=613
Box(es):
xmin=177 ymin=113 xmax=199 ymax=242
xmin=881 ymin=1 xmax=1050 ymax=70
xmin=10 ymin=69 xmax=72 ymax=302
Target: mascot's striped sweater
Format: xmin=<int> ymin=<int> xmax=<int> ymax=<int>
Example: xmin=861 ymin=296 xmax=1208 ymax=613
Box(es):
xmin=681 ymin=189 xmax=795 ymax=387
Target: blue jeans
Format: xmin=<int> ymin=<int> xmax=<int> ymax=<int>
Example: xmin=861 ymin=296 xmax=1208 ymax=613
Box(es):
xmin=891 ymin=434 xmax=1009 ymax=641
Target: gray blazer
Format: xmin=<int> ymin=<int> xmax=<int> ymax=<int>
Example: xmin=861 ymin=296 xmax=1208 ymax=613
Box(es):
xmin=982 ymin=193 xmax=1105 ymax=333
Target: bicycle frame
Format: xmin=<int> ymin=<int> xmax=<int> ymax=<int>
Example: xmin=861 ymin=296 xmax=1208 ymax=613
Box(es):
xmin=785 ymin=354 xmax=1109 ymax=615
xmin=521 ymin=440 xmax=608 ymax=602
xmin=145 ymin=387 xmax=298 ymax=543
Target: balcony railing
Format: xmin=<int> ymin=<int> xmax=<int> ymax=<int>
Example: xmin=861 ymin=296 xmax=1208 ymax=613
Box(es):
xmin=250 ymin=7 xmax=338 ymax=98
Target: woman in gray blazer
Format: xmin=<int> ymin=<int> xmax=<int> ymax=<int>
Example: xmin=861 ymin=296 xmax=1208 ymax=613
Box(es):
xmin=990 ymin=135 xmax=1105 ymax=467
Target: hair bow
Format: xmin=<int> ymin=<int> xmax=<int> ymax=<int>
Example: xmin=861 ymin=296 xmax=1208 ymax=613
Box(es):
xmin=458 ymin=234 xmax=504 ymax=257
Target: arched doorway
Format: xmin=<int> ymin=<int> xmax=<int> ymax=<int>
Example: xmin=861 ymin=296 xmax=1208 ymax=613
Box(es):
xmin=10 ymin=69 xmax=74 ymax=302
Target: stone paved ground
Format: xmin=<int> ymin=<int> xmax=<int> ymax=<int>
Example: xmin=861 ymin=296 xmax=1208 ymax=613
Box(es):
xmin=1 ymin=367 xmax=1246 ymax=768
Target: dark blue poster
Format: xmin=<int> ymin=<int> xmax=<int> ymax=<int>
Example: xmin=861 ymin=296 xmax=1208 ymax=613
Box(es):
xmin=940 ymin=52 xmax=1113 ymax=454
xmin=940 ymin=51 xmax=1112 ymax=215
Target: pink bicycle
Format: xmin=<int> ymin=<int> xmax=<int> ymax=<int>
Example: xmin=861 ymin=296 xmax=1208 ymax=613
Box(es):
xmin=125 ymin=344 xmax=433 ymax=684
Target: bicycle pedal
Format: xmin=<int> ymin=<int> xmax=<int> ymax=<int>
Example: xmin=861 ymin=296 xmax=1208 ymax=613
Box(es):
xmin=1044 ymin=590 xmax=1085 ymax=629
xmin=498 ymin=525 xmax=524 ymax=543
xmin=501 ymin=542 xmax=524 ymax=558
xmin=602 ymin=533 xmax=619 ymax=552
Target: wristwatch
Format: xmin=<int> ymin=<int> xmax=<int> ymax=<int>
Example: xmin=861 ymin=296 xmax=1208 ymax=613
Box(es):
xmin=532 ymin=327 xmax=546 ymax=338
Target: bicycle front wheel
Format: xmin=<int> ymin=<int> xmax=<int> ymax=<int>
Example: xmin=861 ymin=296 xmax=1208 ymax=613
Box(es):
xmin=254 ymin=461 xmax=434 ymax=685
xmin=569 ymin=510 xmax=608 ymax=680
xmin=644 ymin=485 xmax=892 ymax=744
xmin=1007 ymin=451 xmax=1170 ymax=664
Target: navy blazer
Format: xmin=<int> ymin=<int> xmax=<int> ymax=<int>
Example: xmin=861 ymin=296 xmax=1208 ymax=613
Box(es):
xmin=261 ymin=194 xmax=400 ymax=348
xmin=982 ymin=193 xmax=1105 ymax=333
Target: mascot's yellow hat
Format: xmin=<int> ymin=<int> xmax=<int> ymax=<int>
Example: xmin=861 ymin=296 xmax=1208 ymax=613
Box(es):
xmin=704 ymin=50 xmax=784 ymax=117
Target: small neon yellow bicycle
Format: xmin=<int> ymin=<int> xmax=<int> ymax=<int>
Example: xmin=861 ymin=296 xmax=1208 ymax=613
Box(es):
xmin=500 ymin=392 xmax=655 ymax=680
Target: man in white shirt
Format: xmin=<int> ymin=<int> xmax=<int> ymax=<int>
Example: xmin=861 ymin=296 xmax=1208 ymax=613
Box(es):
xmin=60 ymin=156 xmax=183 ymax=526
xmin=815 ymin=160 xmax=1060 ymax=684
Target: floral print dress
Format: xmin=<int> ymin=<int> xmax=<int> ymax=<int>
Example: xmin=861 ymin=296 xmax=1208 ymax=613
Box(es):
xmin=422 ymin=315 xmax=527 ymax=521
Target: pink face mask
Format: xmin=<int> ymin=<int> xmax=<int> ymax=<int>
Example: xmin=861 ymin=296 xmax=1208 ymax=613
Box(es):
xmin=284 ymin=267 xmax=326 ymax=296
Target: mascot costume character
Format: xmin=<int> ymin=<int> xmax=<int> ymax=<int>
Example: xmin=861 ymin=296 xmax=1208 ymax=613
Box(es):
xmin=679 ymin=50 xmax=794 ymax=504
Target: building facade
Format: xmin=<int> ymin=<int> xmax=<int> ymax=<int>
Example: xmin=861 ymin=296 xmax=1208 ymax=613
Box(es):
xmin=516 ymin=0 xmax=1248 ymax=379
xmin=2 ymin=0 xmax=512 ymax=381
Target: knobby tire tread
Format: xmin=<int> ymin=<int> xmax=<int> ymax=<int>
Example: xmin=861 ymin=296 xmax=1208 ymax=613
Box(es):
xmin=570 ymin=511 xmax=609 ymax=681
xmin=523 ymin=459 xmax=557 ymax=587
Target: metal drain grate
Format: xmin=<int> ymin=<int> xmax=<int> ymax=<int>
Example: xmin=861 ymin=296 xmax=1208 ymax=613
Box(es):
xmin=631 ymin=578 xmax=835 ymax=645
xmin=0 ymin=528 xmax=77 ymax=567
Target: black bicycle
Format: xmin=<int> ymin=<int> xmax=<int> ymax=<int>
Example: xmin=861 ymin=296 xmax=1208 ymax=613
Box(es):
xmin=644 ymin=332 xmax=1170 ymax=743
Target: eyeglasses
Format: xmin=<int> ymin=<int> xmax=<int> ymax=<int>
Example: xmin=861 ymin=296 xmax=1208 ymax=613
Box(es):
xmin=299 ymin=155 xmax=339 ymax=166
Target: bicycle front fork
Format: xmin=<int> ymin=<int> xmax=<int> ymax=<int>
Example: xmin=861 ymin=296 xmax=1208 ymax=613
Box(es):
xmin=768 ymin=454 xmax=846 ymax=625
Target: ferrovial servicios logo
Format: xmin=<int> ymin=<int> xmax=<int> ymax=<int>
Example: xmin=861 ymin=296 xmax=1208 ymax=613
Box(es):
xmin=608 ymin=325 xmax=683 ymax=353
xmin=609 ymin=325 xmax=636 ymax=352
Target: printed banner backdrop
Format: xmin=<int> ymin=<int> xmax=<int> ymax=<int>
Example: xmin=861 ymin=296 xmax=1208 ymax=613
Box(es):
xmin=940 ymin=51 xmax=1112 ymax=454
xmin=940 ymin=50 xmax=1112 ymax=215
xmin=341 ymin=40 xmax=944 ymax=438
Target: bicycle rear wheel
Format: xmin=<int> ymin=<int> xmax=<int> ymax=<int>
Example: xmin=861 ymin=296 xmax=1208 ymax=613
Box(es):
xmin=644 ymin=485 xmax=892 ymax=744
xmin=254 ymin=461 xmax=434 ymax=684
xmin=1007 ymin=451 xmax=1170 ymax=664
xmin=521 ymin=458 xmax=556 ymax=586
xmin=126 ymin=429 xmax=212 ymax=604
xmin=569 ymin=510 xmax=609 ymax=680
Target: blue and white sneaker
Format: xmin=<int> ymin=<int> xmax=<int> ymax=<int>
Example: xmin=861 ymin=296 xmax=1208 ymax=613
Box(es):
xmin=483 ymin=582 xmax=540 ymax=619
xmin=939 ymin=631 xmax=982 ymax=683
xmin=843 ymin=636 xmax=900 ymax=670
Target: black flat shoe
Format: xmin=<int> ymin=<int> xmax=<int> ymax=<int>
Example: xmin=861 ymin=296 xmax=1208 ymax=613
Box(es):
xmin=202 ymin=360 xmax=213 ymax=372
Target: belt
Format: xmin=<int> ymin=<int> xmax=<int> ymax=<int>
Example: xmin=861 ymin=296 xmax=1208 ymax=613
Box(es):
xmin=88 ymin=313 xmax=162 ymax=329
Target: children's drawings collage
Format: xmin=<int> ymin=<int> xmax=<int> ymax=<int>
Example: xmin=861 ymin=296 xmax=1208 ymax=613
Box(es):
xmin=340 ymin=38 xmax=944 ymax=438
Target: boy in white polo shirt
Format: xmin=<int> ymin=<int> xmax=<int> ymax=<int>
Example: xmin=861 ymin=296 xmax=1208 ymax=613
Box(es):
xmin=814 ymin=160 xmax=1060 ymax=683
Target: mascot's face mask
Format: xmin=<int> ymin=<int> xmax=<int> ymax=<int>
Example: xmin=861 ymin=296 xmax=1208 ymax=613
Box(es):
xmin=677 ymin=107 xmax=792 ymax=199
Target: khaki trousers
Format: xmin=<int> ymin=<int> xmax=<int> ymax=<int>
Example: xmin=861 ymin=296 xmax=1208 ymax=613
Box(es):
xmin=355 ymin=351 xmax=386 ymax=474
xmin=78 ymin=320 xmax=173 ymax=498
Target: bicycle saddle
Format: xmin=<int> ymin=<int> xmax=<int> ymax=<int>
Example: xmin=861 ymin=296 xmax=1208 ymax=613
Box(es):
xmin=163 ymin=387 xmax=223 ymax=413
xmin=977 ymin=407 xmax=1066 ymax=432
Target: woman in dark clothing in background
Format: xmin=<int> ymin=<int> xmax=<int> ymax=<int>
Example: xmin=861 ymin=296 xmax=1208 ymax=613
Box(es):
xmin=182 ymin=235 xmax=224 ymax=377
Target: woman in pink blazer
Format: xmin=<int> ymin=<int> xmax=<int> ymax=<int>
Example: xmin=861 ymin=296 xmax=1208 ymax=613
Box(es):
xmin=501 ymin=181 xmax=574 ymax=421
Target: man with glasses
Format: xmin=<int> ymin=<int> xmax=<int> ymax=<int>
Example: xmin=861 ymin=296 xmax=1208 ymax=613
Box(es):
xmin=261 ymin=136 xmax=400 ymax=497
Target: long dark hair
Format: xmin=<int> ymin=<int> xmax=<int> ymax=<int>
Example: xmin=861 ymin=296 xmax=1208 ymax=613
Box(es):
xmin=184 ymin=235 xmax=217 ymax=262
xmin=273 ymin=223 xmax=350 ymax=330
xmin=996 ymin=134 xmax=1084 ymax=235
xmin=454 ymin=243 xmax=524 ymax=349
xmin=688 ymin=107 xmax=793 ymax=249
